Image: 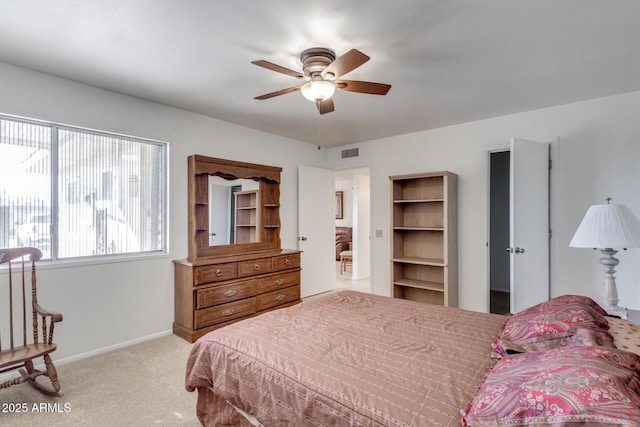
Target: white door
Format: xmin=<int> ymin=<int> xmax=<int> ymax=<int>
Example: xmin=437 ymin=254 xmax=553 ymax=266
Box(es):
xmin=209 ymin=183 xmax=230 ymax=246
xmin=298 ymin=165 xmax=335 ymax=297
xmin=509 ymin=137 xmax=550 ymax=312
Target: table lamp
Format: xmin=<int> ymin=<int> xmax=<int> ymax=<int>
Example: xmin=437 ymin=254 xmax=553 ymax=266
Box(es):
xmin=569 ymin=198 xmax=640 ymax=319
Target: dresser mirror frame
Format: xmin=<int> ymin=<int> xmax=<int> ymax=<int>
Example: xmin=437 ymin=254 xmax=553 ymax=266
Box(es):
xmin=187 ymin=155 xmax=282 ymax=261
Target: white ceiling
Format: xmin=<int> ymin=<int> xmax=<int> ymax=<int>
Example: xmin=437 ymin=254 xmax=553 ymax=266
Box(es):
xmin=0 ymin=0 xmax=639 ymax=148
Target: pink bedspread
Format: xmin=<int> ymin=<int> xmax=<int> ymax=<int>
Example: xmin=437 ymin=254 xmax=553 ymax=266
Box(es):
xmin=185 ymin=291 xmax=506 ymax=426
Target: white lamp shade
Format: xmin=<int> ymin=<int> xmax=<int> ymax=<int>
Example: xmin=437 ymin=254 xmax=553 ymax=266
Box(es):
xmin=300 ymin=80 xmax=335 ymax=102
xmin=569 ymin=203 xmax=640 ymax=249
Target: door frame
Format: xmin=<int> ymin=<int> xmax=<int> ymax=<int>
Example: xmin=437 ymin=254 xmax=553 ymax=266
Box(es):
xmin=486 ymin=138 xmax=555 ymax=314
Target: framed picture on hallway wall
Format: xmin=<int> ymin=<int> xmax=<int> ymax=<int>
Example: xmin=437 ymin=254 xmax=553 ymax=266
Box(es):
xmin=335 ymin=191 xmax=343 ymax=219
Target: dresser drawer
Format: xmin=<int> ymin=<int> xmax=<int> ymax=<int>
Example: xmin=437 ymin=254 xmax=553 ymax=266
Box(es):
xmin=194 ymin=262 xmax=237 ymax=285
xmin=272 ymin=253 xmax=300 ymax=271
xmin=196 ymin=280 xmax=257 ymax=309
xmin=195 ymin=297 xmax=256 ymax=329
xmin=257 ymin=271 xmax=300 ymax=294
xmin=238 ymin=258 xmax=272 ymax=277
xmin=256 ymin=285 xmax=300 ymax=312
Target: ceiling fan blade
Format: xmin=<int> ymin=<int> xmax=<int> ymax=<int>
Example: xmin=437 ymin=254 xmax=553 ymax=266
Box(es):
xmin=254 ymin=85 xmax=302 ymax=100
xmin=317 ymin=98 xmax=335 ymax=115
xmin=322 ymin=49 xmax=370 ymax=79
xmin=251 ymin=60 xmax=305 ymax=79
xmin=334 ymin=80 xmax=391 ymax=95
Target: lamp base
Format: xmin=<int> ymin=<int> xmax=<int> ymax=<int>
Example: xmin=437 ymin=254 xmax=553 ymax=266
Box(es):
xmin=599 ymin=248 xmax=628 ymax=319
xmin=602 ymin=304 xmax=628 ymax=319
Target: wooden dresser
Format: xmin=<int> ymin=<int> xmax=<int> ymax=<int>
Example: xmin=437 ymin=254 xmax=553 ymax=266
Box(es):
xmin=175 ymin=155 xmax=299 ymax=343
xmin=173 ymin=249 xmax=301 ymax=342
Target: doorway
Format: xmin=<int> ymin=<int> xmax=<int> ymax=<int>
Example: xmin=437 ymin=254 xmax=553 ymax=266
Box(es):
xmin=489 ymin=151 xmax=510 ymax=314
xmin=488 ymin=138 xmax=551 ymax=315
xmin=334 ymin=168 xmax=371 ymax=293
xmin=298 ymin=165 xmax=372 ymax=298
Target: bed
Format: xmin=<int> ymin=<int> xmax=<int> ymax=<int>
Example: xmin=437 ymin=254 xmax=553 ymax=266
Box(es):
xmin=186 ymin=291 xmax=505 ymax=425
xmin=185 ymin=291 xmax=640 ymax=426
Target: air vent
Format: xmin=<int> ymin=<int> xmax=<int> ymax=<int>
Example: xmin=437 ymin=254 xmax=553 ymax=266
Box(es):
xmin=341 ymin=148 xmax=359 ymax=159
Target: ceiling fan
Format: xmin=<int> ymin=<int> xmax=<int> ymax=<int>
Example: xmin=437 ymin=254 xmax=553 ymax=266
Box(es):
xmin=252 ymin=47 xmax=391 ymax=115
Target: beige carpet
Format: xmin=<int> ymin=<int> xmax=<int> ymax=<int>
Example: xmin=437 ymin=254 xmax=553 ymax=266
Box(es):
xmin=1 ymin=334 xmax=200 ymax=426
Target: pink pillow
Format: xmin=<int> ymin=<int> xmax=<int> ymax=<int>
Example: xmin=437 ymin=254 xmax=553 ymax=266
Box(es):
xmin=494 ymin=295 xmax=614 ymax=356
xmin=463 ymin=346 xmax=640 ymax=426
xmin=522 ymin=294 xmax=608 ymax=317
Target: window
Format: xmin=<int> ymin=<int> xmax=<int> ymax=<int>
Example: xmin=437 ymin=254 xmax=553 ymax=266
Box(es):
xmin=0 ymin=115 xmax=167 ymax=260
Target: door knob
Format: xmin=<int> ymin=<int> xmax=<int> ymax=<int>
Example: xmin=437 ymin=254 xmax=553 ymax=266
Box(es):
xmin=299 ymin=236 xmax=307 ymax=241
xmin=506 ymin=247 xmax=525 ymax=254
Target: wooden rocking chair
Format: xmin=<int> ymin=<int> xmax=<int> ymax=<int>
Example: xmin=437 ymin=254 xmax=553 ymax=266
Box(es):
xmin=0 ymin=247 xmax=63 ymax=396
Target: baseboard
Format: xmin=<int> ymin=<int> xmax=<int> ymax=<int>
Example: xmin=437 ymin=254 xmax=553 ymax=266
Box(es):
xmin=0 ymin=329 xmax=173 ymax=382
xmin=56 ymin=329 xmax=173 ymax=366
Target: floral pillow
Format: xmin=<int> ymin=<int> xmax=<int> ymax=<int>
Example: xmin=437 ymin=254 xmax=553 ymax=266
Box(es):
xmin=493 ymin=295 xmax=614 ymax=356
xmin=521 ymin=294 xmax=608 ymax=317
xmin=549 ymin=295 xmax=608 ymax=315
xmin=462 ymin=346 xmax=640 ymax=426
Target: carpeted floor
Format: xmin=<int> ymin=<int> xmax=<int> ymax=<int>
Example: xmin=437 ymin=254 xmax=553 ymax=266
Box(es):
xmin=0 ymin=334 xmax=200 ymax=426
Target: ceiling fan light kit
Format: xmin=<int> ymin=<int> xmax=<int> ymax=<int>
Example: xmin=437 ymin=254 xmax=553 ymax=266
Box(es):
xmin=252 ymin=47 xmax=391 ymax=114
xmin=300 ymin=79 xmax=335 ymax=102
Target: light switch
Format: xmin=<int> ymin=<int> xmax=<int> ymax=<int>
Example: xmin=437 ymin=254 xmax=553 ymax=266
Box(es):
xmin=375 ymin=229 xmax=383 ymax=238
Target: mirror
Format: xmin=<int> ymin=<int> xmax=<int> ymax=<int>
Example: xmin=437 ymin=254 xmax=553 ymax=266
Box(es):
xmin=187 ymin=155 xmax=282 ymax=261
xmin=208 ymin=176 xmax=260 ymax=245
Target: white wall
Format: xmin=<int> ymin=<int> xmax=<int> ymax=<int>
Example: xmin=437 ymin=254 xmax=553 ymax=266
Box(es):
xmin=2 ymin=59 xmax=639 ymax=362
xmin=0 ymin=62 xmax=325 ymax=362
xmin=353 ymin=174 xmax=371 ymax=280
xmin=327 ymin=90 xmax=640 ymax=313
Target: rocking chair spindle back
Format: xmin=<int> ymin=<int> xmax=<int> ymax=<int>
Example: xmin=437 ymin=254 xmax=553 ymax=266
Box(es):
xmin=0 ymin=247 xmax=63 ymax=396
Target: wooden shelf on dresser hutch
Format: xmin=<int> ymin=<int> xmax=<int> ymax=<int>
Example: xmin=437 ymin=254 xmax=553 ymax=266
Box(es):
xmin=390 ymin=171 xmax=458 ymax=307
xmin=234 ymin=189 xmax=259 ymax=244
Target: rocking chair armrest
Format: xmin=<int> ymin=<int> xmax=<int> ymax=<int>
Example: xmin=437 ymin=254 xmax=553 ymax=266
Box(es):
xmin=33 ymin=302 xmax=63 ymax=323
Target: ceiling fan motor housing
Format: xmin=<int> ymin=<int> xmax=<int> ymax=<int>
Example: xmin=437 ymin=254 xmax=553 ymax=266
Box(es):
xmin=301 ymin=47 xmax=336 ymax=78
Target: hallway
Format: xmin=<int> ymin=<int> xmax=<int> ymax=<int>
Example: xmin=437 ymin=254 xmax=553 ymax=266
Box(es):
xmin=335 ymin=260 xmax=370 ymax=293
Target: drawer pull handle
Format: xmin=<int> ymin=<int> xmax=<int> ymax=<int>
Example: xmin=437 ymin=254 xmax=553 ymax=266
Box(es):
xmin=275 ymin=294 xmax=285 ymax=301
xmin=284 ymin=259 xmax=291 ymax=265
xmin=215 ymin=269 xmax=223 ymax=277
xmin=223 ymin=309 xmax=235 ymax=316
xmin=224 ymin=290 xmax=237 ymax=297
xmin=254 ymin=264 xmax=260 ymax=271
xmin=275 ymin=279 xmax=284 ymax=285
